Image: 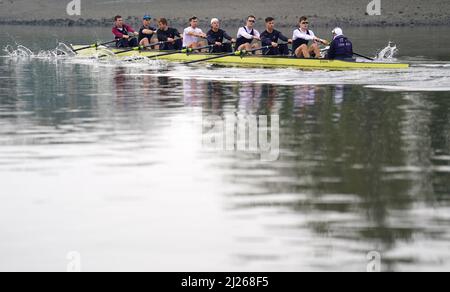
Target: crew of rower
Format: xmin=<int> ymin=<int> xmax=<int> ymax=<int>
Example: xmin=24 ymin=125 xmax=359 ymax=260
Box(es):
xmin=112 ymin=14 xmax=354 ymax=60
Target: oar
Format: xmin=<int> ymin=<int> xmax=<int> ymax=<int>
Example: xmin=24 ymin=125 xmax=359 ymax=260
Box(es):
xmin=186 ymin=44 xmax=214 ymax=55
xmin=112 ymin=41 xmax=166 ymax=55
xmin=94 ymin=41 xmax=164 ymax=59
xmin=72 ymin=40 xmax=117 ymax=53
xmin=237 ymin=45 xmax=272 ymax=57
xmin=353 ymin=52 xmax=375 ymax=61
xmin=184 ymin=45 xmax=271 ymax=65
xmin=263 ymin=41 xmax=291 ymax=55
xmin=145 ymin=45 xmax=213 ymax=60
xmin=319 ymin=38 xmax=374 ymax=61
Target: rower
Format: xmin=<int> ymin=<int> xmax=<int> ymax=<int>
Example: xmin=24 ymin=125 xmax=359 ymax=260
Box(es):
xmin=183 ymin=16 xmax=207 ymax=49
xmin=260 ymin=17 xmax=292 ymax=55
xmin=292 ymin=16 xmax=328 ymax=58
xmin=138 ymin=15 xmax=157 ymax=48
xmin=207 ymin=18 xmax=236 ymax=53
xmin=156 ymin=18 xmax=183 ymax=51
xmin=326 ymin=28 xmax=354 ymax=61
xmin=112 ymin=15 xmax=139 ymax=48
xmin=236 ymin=15 xmax=261 ymax=51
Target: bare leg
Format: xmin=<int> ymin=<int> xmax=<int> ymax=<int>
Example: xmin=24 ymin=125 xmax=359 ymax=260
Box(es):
xmin=310 ymin=43 xmax=321 ymax=58
xmin=238 ymin=43 xmax=252 ymax=51
xmin=295 ymin=44 xmax=310 ymax=58
xmin=139 ymin=38 xmax=150 ymax=47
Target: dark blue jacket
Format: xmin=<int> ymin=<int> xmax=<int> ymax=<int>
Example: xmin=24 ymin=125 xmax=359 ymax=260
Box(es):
xmin=156 ymin=27 xmax=182 ymax=50
xmin=327 ymin=35 xmax=353 ymax=60
xmin=260 ymin=29 xmax=290 ymax=55
xmin=207 ymin=29 xmax=232 ymax=44
xmin=207 ymin=29 xmax=233 ymax=53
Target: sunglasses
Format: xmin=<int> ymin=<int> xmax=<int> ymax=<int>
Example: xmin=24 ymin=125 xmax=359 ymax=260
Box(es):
xmin=301 ymin=22 xmax=309 ymax=25
xmin=248 ymin=20 xmax=256 ymax=23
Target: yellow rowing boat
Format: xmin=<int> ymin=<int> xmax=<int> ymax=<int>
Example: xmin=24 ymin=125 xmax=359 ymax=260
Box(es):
xmin=72 ymin=45 xmax=410 ymax=70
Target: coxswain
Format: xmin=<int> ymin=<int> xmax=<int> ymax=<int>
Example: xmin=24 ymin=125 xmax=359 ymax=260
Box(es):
xmin=326 ymin=28 xmax=354 ymax=60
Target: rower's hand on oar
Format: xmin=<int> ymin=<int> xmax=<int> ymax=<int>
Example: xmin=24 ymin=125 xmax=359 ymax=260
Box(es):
xmin=313 ymin=37 xmax=324 ymax=45
xmin=214 ymin=42 xmax=222 ymax=47
xmin=126 ymin=32 xmax=139 ymax=39
xmin=253 ymin=36 xmax=261 ymax=41
xmin=142 ymin=29 xmax=155 ymax=35
xmin=271 ymin=42 xmax=279 ymax=48
xmin=317 ymin=38 xmax=329 ymax=45
xmin=288 ymin=39 xmax=293 ymax=44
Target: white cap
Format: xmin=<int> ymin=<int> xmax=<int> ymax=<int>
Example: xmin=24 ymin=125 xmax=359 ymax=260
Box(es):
xmin=332 ymin=27 xmax=343 ymax=36
xmin=211 ymin=18 xmax=219 ymax=25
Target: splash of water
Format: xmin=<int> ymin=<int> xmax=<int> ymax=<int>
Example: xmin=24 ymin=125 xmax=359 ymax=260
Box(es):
xmin=2 ymin=42 xmax=168 ymax=70
xmin=375 ymin=42 xmax=398 ymax=61
xmin=54 ymin=43 xmax=76 ymax=57
xmin=2 ymin=43 xmax=77 ymax=59
xmin=3 ymin=45 xmax=35 ymax=57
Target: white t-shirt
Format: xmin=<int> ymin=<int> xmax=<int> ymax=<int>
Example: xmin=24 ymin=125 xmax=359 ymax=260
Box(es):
xmin=237 ymin=27 xmax=260 ymax=40
xmin=292 ymin=28 xmax=316 ymax=41
xmin=183 ymin=27 xmax=204 ymax=47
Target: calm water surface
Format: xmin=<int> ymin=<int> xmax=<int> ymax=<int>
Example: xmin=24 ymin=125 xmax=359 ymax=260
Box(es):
xmin=0 ymin=26 xmax=449 ymax=271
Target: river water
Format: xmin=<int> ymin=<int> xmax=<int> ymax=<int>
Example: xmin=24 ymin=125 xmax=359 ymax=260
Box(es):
xmin=0 ymin=25 xmax=449 ymax=271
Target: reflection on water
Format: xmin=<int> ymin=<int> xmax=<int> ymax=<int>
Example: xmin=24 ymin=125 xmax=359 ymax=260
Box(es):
xmin=0 ymin=55 xmax=449 ymax=272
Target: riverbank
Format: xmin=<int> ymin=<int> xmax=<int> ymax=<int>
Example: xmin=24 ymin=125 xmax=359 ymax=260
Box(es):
xmin=1 ymin=0 xmax=450 ymax=28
